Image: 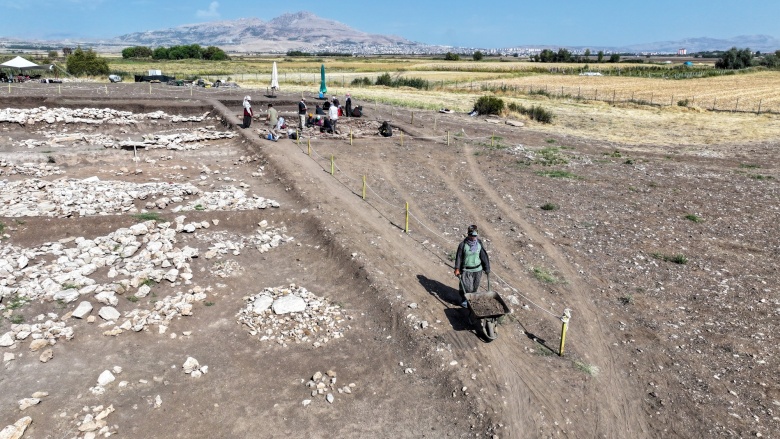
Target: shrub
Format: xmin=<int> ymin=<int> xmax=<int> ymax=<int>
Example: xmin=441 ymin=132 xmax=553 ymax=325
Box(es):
xmin=375 ymin=72 xmax=392 ymax=86
xmin=473 ymin=51 xmax=484 ymax=61
xmin=677 ymin=98 xmax=690 ymax=107
xmin=474 ymin=96 xmax=504 ymax=115
xmin=351 ymin=76 xmax=372 ymax=86
xmin=66 ymin=47 xmax=110 ymax=76
xmin=508 ymin=102 xmax=554 ymax=124
xmin=444 ymin=52 xmax=460 ymax=61
xmin=715 ymin=47 xmax=754 ymax=69
xmin=122 ymin=46 xmax=153 ymax=59
xmin=540 ymin=203 xmax=559 ymax=211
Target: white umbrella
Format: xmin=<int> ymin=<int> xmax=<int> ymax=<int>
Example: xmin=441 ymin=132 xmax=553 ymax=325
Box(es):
xmin=271 ymin=62 xmax=279 ymax=90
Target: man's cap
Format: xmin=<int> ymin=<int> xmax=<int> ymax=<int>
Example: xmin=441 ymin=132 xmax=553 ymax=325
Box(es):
xmin=468 ymin=225 xmax=478 ymax=236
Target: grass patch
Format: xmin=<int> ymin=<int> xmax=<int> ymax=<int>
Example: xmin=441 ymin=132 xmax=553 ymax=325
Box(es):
xmin=532 ymin=267 xmax=560 ymax=284
xmin=10 ymin=314 xmax=24 ymax=324
xmin=127 ymin=296 xmax=139 ymax=303
xmin=7 ymin=295 xmax=29 ymax=310
xmin=535 ymin=147 xmax=569 ymax=166
xmin=624 ymin=159 xmax=635 ymax=165
xmin=0 ymin=223 xmax=5 ymax=234
xmin=62 ymin=283 xmax=78 ymax=290
xmin=739 ymin=163 xmax=759 ymax=169
xmin=535 ymin=342 xmax=555 ymax=356
xmin=140 ymin=279 xmax=157 ymax=287
xmin=447 ymin=251 xmax=457 ymax=262
xmin=508 ymin=102 xmax=554 ymax=124
xmin=619 ymin=294 xmax=633 ymax=305
xmin=652 ymin=253 xmax=688 ymax=264
xmin=574 ymin=360 xmax=600 ymax=376
xmin=684 ymin=214 xmax=703 ymax=223
xmin=535 ymin=170 xmax=580 ymax=179
xmin=545 ymin=139 xmax=556 ymax=144
xmin=606 ymin=150 xmax=622 ymax=158
xmin=205 ymin=301 xmax=215 ymax=307
xmin=540 ymin=203 xmax=559 ymax=211
xmin=749 ymin=174 xmax=774 ymax=180
xmin=194 ymin=204 xmax=206 ymax=211
xmin=132 ymin=212 xmax=163 ymax=222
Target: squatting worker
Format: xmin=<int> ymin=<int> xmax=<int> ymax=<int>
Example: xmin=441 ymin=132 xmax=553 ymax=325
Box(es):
xmin=454 ymin=225 xmax=490 ymax=308
xmin=266 ymin=103 xmax=278 ymax=138
xmin=298 ymin=97 xmax=307 ymax=129
xmin=242 ymin=95 xmax=253 ymax=128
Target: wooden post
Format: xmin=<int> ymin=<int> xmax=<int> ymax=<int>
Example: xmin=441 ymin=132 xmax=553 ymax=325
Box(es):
xmin=297 ymin=130 xmax=300 ymax=145
xmin=559 ymin=309 xmax=571 ymax=357
xmin=650 ymin=92 xmax=653 ymax=105
xmin=149 ymin=83 xmax=152 ymax=94
xmin=405 ymin=202 xmax=409 ymax=233
xmin=400 ymin=131 xmax=404 ymax=147
xmin=491 ymin=132 xmax=495 ymax=147
xmin=734 ymin=97 xmax=739 ymax=113
xmin=447 ymin=131 xmax=450 ymax=146
xmin=757 ymin=98 xmax=762 ymax=115
xmin=350 ymin=127 xmax=353 ymax=146
xmin=362 ymin=175 xmax=366 ymax=200
xmin=105 ymin=85 xmax=108 ymax=95
xmin=712 ymin=98 xmax=717 ymax=111
xmin=612 ymin=90 xmax=616 ymax=104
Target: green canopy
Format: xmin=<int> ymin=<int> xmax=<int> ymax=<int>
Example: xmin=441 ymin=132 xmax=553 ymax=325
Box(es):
xmin=319 ymin=64 xmax=327 ymax=94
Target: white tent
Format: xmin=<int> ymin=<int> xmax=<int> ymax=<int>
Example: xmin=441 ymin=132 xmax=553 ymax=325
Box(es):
xmin=1 ymin=56 xmax=39 ymax=69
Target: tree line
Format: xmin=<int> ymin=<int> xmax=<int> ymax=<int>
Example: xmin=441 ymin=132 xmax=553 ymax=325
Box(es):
xmin=122 ymin=45 xmax=229 ymax=61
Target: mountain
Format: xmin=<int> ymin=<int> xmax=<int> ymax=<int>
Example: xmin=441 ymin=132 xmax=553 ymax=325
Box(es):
xmin=622 ymin=35 xmax=780 ymax=53
xmin=113 ymin=11 xmax=417 ymax=52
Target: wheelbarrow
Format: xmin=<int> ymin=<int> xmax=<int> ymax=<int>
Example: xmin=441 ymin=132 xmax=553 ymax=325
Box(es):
xmin=462 ymin=274 xmax=510 ymax=341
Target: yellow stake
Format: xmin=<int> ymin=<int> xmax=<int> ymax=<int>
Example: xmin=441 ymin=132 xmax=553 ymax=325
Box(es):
xmin=58 ymin=84 xmax=61 ymax=94
xmin=149 ymin=83 xmax=152 ymax=94
xmin=362 ymin=175 xmax=366 ymax=200
xmin=405 ymin=202 xmax=409 ymax=233
xmin=349 ymin=127 xmax=353 ymax=146
xmin=491 ymin=132 xmax=494 ymax=147
xmin=105 ymin=85 xmax=108 ymax=95
xmin=447 ymin=131 xmax=450 ymax=146
xmin=400 ymin=131 xmax=403 ymax=147
xmin=559 ymin=309 xmax=572 ymax=356
xmin=330 ymin=155 xmax=334 ymax=175
xmin=297 ymin=130 xmax=300 ymax=145
xmin=307 ymin=138 xmax=311 ymax=156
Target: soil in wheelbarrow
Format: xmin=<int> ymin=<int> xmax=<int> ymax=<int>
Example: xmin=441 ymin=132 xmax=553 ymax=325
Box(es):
xmin=469 ymin=294 xmax=507 ymax=317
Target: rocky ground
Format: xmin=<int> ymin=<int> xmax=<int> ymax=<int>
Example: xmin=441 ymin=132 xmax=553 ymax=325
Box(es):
xmin=1 ymin=85 xmax=779 ymax=438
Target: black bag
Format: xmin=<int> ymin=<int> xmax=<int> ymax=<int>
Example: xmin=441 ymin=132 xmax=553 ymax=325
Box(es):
xmin=351 ymin=106 xmax=362 ymax=118
xmin=379 ymin=121 xmax=392 ymax=137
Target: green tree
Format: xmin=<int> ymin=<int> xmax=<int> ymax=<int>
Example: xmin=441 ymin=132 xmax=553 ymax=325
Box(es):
xmin=203 ymin=46 xmax=229 ymax=60
xmin=444 ymin=52 xmax=460 ymax=61
xmin=584 ymin=48 xmax=591 ymax=60
xmin=474 ymin=96 xmax=504 ymax=115
xmin=715 ymin=47 xmax=754 ymax=69
xmin=48 ymin=50 xmax=58 ymax=59
xmin=758 ymin=50 xmax=780 ymax=68
xmin=609 ymin=53 xmax=621 ymax=63
xmin=152 ymin=47 xmax=169 ymax=60
xmin=472 ymin=50 xmax=484 ymax=61
xmin=66 ymin=47 xmax=109 ymax=76
xmin=597 ymin=50 xmax=604 ymax=62
xmin=556 ymin=48 xmax=573 ymax=62
xmin=538 ymin=49 xmax=555 ymax=62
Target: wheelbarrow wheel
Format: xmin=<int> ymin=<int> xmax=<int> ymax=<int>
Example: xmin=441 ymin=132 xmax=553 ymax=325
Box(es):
xmin=481 ymin=317 xmax=498 ymax=341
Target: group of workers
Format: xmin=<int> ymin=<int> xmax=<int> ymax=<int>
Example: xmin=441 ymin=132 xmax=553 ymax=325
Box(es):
xmin=241 ymin=94 xmax=357 ymax=140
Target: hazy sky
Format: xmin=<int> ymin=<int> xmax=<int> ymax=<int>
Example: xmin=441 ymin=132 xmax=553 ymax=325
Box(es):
xmin=1 ymin=0 xmax=778 ymax=47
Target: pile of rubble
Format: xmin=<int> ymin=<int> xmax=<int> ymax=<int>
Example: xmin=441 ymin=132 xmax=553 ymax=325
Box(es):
xmin=182 ymin=356 xmax=208 ymax=378
xmin=75 ymin=404 xmax=117 ymax=438
xmin=0 ymin=177 xmax=200 ymax=217
xmin=0 ymin=218 xmax=200 ymax=304
xmin=0 ymin=176 xmax=280 ymax=217
xmin=0 ymin=314 xmax=75 ymax=358
xmin=0 ymin=160 xmax=63 ymax=177
xmin=114 ymin=128 xmax=236 ymax=151
xmin=302 ymin=370 xmax=356 ymax=407
xmin=200 ymin=220 xmax=293 ymax=257
xmin=103 ymin=287 xmax=210 ymax=337
xmin=0 ymin=107 xmax=209 ymax=126
xmin=237 ymin=284 xmax=350 ymax=348
xmin=177 ymin=187 xmax=280 ymax=212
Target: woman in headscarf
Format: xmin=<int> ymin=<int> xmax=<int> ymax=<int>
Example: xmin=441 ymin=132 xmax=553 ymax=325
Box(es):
xmin=242 ymin=95 xmax=253 ymax=128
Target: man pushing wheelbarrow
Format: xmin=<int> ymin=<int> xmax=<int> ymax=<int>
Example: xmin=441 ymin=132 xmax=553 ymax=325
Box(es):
xmin=453 ymin=225 xmax=490 ymax=308
xmin=454 ymin=224 xmax=509 ymax=341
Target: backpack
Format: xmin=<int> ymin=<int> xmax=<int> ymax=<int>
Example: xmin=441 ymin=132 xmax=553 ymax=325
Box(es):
xmin=379 ymin=121 xmax=392 ymax=137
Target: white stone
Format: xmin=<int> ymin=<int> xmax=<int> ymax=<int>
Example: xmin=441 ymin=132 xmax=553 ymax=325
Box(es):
xmin=72 ymin=301 xmax=93 ymax=319
xmin=53 ymin=289 xmax=80 ymax=303
xmin=182 ymin=357 xmax=199 ymax=374
xmin=0 ymin=416 xmax=32 ymax=439
xmin=326 ymin=393 xmax=334 ymax=404
xmin=154 ymin=395 xmax=162 ymax=408
xmin=95 ymin=291 xmax=118 ymax=306
xmin=98 ymin=307 xmax=121 ymax=321
xmin=3 ymin=353 xmax=15 ymax=362
xmin=0 ymin=332 xmax=15 ymax=347
xmin=135 ymin=285 xmax=151 ymax=298
xmin=272 ymin=295 xmax=306 ymax=315
xmin=252 ymin=295 xmax=273 ymax=314
xmin=18 ymin=398 xmax=40 ymax=411
xmin=97 ymin=370 xmax=115 ymax=386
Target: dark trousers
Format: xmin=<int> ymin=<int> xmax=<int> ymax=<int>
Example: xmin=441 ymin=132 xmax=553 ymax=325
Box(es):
xmin=458 ymin=270 xmax=483 ymax=301
xmin=243 ymin=115 xmax=251 ymax=128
